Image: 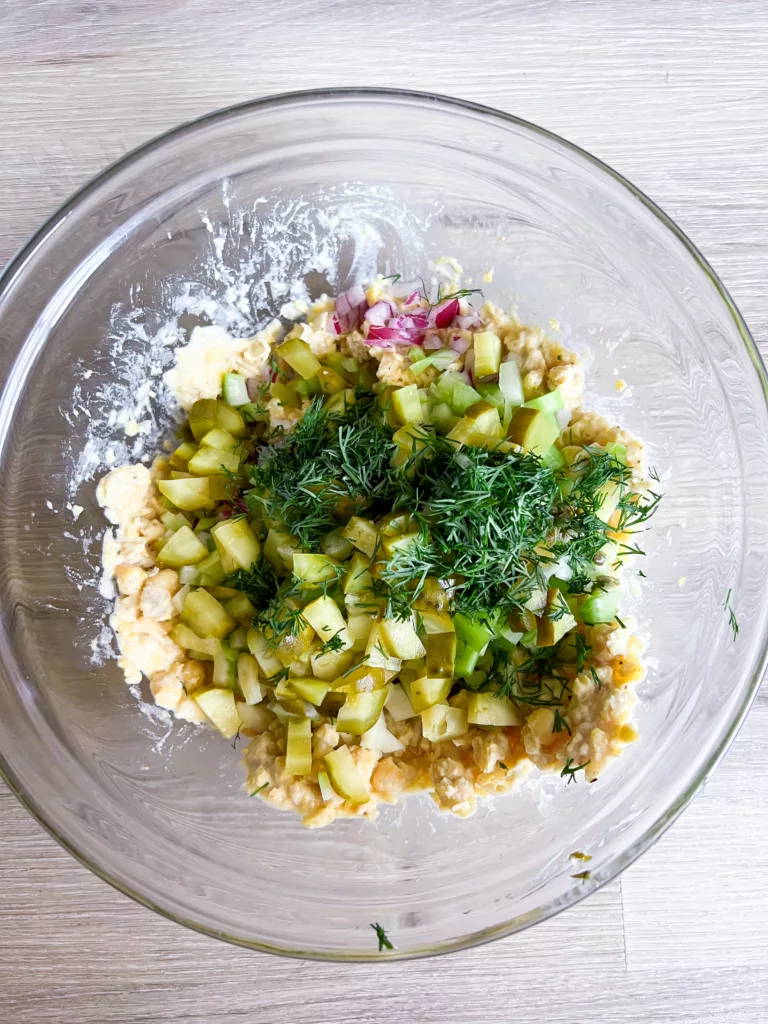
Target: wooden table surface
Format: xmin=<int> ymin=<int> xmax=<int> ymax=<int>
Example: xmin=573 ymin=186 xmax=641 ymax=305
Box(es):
xmin=2 ymin=2 xmax=768 ymax=1021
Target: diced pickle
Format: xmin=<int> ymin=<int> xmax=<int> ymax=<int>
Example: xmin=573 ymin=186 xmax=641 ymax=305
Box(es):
xmin=506 ymin=407 xmax=559 ymax=455
xmin=181 ymin=588 xmax=237 ymax=639
xmin=158 ymin=477 xmax=211 ymax=511
xmin=247 ymin=627 xmax=283 ymax=677
xmin=302 ymin=595 xmax=347 ymax=642
xmin=536 ymin=587 xmax=578 ymax=647
xmin=213 ymin=644 xmax=237 ymax=688
xmin=343 ymin=550 xmax=373 ymax=593
xmin=473 ymin=331 xmax=502 ymax=379
xmin=270 ymin=380 xmax=302 ymax=409
xmin=310 ymin=646 xmax=356 ymax=681
xmin=263 ymin=528 xmax=300 ymax=574
xmin=199 ymin=427 xmax=238 ymax=452
xmin=187 ymin=446 xmax=241 ymax=477
xmin=317 ymin=770 xmax=336 ymax=802
xmin=336 ymin=690 xmax=388 ymax=734
xmin=392 ymin=384 xmax=424 ymax=425
xmin=170 ymin=623 xmax=219 ymax=661
xmin=237 ymin=653 xmax=264 ymax=704
xmin=425 ymin=632 xmax=457 ymax=678
xmin=317 ymin=365 xmax=348 ymax=395
xmin=225 ymin=592 xmax=257 ymax=627
xmin=285 ymin=718 xmax=313 ymax=776
xmin=196 ymin=550 xmax=226 ymax=586
xmin=212 ymin=518 xmax=260 ymax=571
xmin=168 ymin=441 xmax=198 ymax=470
xmin=407 ymin=676 xmax=452 ymax=713
xmin=332 ymin=663 xmax=387 ymax=694
xmin=341 ymin=516 xmax=379 ymax=558
xmin=320 ymin=527 xmax=355 ymax=561
xmin=276 ymin=337 xmax=322 ymax=380
xmin=188 ymin=399 xmax=219 ymax=442
xmin=292 ymin=553 xmax=342 ymax=587
xmin=156 ymin=525 xmax=208 ymax=567
xmin=194 ymin=687 xmax=242 ymax=739
xmin=324 ymin=745 xmax=370 ymax=803
xmin=379 ymin=618 xmax=426 ymax=661
xmin=447 ymin=401 xmax=503 ymax=445
xmin=287 ymin=677 xmax=331 ymax=705
xmin=466 ymin=692 xmax=521 ymax=727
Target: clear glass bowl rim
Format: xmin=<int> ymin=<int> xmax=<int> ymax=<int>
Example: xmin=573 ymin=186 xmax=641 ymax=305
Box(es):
xmin=0 ymin=86 xmax=766 ymax=961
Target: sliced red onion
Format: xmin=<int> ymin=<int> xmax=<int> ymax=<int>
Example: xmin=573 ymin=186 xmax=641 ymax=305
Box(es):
xmin=464 ymin=348 xmax=475 ymax=384
xmin=367 ymin=325 xmax=426 ymax=346
xmin=364 ymin=300 xmax=394 ymax=326
xmin=329 ymin=313 xmax=341 ymax=335
xmin=246 ymin=377 xmax=262 ymax=401
xmin=455 ymin=314 xmax=483 ymax=330
xmin=423 ymin=332 xmax=443 ymax=351
xmin=429 ymin=298 xmax=460 ymax=329
xmin=334 ymin=284 xmax=368 ymax=334
xmin=389 ymin=313 xmax=430 ymax=331
xmin=403 ymin=289 xmax=422 ymax=305
xmin=448 ymin=334 xmax=471 ymax=354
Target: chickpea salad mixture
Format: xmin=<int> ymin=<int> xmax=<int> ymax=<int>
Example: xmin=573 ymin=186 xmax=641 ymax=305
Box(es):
xmin=97 ymin=271 xmax=660 ymax=827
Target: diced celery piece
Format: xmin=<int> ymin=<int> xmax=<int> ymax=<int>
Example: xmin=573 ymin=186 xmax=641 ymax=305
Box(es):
xmin=170 ymin=623 xmax=219 ymax=660
xmin=525 ymin=388 xmax=564 ymax=416
xmin=194 ymin=687 xmax=242 ymax=738
xmin=302 ymin=595 xmax=347 ymax=642
xmin=181 ymin=588 xmax=237 ymax=639
xmin=168 ymin=441 xmax=198 ymax=470
xmin=212 ymin=517 xmax=260 ymax=571
xmin=341 ymin=517 xmax=379 ymax=558
xmin=292 ymin=553 xmax=342 ymax=587
xmin=392 ymin=385 xmax=424 ymax=425
xmin=499 ymin=360 xmax=524 ymax=406
xmin=407 ymin=676 xmax=452 ymax=713
xmin=285 ymin=718 xmax=313 ymax=776
xmin=263 ymin=528 xmax=299 ymax=574
xmin=384 ymin=682 xmax=416 ymax=722
xmin=410 ymin=348 xmax=455 ymax=376
xmin=379 ymin=618 xmax=426 ymax=660
xmin=542 ymin=446 xmax=566 ymax=471
xmin=317 ymin=770 xmax=336 ymax=802
xmin=450 ymin=380 xmax=483 ymax=414
xmin=225 ymin=592 xmax=257 ymax=627
xmin=222 ymin=373 xmax=250 ymax=408
xmin=454 ymin=639 xmax=480 ymax=678
xmin=156 ymin=525 xmax=208 ymax=567
xmin=276 ymin=337 xmax=322 ymax=380
xmin=454 ymin=612 xmax=495 ymax=651
xmin=580 ymin=587 xmax=621 ymax=625
xmin=605 ymin=441 xmax=627 ymax=465
xmin=507 ymin=407 xmax=559 ymax=455
xmin=432 ymin=402 xmax=460 ymax=434
xmin=475 ymin=382 xmax=505 ymax=410
xmin=425 ymin=632 xmax=456 ymax=678
xmin=473 ymin=331 xmax=502 ymax=379
xmin=466 ymin=693 xmax=521 ymax=727
xmin=320 ymin=527 xmax=355 ymax=561
xmin=336 ymin=690 xmax=388 ymax=734
xmin=520 ymin=628 xmax=539 ymax=649
xmin=158 ymin=477 xmax=211 ymax=511
xmin=247 ymin=627 xmax=283 ymax=677
xmin=421 ymin=704 xmax=468 ymax=742
xmin=360 ymin=713 xmax=405 ymax=753
xmin=199 ymin=427 xmax=238 ymax=452
xmin=287 ymin=677 xmax=331 ymax=705
xmin=324 ymin=745 xmax=370 ymax=803
xmin=187 ymin=446 xmax=240 ymax=477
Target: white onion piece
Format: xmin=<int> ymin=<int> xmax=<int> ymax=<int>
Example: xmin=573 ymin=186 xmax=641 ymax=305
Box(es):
xmin=364 ymin=300 xmax=394 ymax=326
xmin=423 ymin=332 xmax=443 ymax=351
xmin=556 ymin=408 xmax=572 ymax=430
xmin=455 ymin=314 xmax=482 ymax=330
xmin=448 ymin=334 xmax=471 ymax=354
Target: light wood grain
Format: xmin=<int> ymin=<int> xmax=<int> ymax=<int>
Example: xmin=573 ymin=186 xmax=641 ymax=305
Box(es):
xmin=2 ymin=1 xmax=768 ymax=1021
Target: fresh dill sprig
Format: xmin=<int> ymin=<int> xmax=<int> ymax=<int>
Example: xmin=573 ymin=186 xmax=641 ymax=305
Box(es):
xmin=249 ymin=782 xmax=269 ymax=797
xmin=561 ymin=758 xmax=590 ymax=784
xmin=724 ymin=588 xmax=739 ymax=642
xmin=320 ymin=630 xmax=347 ymax=654
xmin=553 ymin=708 xmax=571 ymax=735
xmin=371 ymin=922 xmax=394 ymax=951
xmin=225 ymin=558 xmax=279 ymax=608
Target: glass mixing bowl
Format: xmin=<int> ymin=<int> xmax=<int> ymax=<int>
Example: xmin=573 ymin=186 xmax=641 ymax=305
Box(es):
xmin=0 ymin=89 xmax=766 ymax=961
